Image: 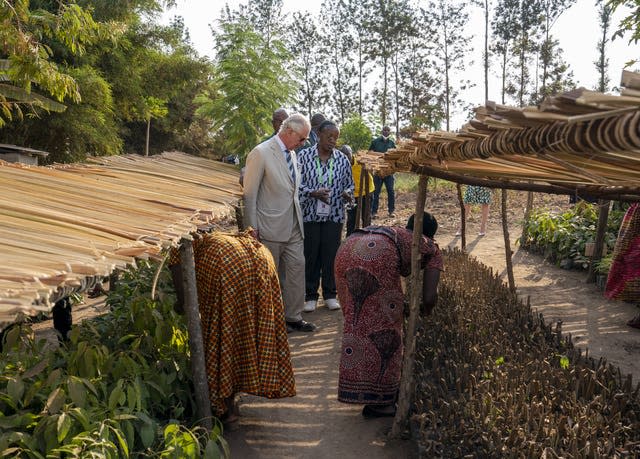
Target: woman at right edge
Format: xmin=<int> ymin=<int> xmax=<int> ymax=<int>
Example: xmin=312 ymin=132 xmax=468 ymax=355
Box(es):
xmin=334 ymin=212 xmax=443 ymax=417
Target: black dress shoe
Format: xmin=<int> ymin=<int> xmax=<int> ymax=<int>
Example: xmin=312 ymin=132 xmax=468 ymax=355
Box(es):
xmin=286 ymin=319 xmax=317 ymax=332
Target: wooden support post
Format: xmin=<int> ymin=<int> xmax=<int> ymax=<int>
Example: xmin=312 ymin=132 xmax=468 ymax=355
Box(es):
xmin=179 ymin=238 xmax=213 ymax=431
xmin=587 ymin=199 xmax=610 ymax=283
xmin=456 ymin=183 xmax=466 ymax=250
xmin=363 ymin=168 xmax=372 ymax=227
xmin=354 ymin=165 xmax=365 ymax=231
xmin=390 ymin=175 xmax=428 ymax=439
xmin=520 ymin=188 xmax=534 ymax=245
xmin=501 ymin=189 xmax=516 ymax=293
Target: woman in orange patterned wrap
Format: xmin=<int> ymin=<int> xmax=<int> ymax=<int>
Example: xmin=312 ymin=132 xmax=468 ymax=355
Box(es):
xmin=170 ymin=230 xmax=296 ymax=423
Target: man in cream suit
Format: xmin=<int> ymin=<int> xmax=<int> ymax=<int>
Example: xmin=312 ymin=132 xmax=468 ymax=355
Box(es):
xmin=243 ymin=113 xmax=316 ymax=332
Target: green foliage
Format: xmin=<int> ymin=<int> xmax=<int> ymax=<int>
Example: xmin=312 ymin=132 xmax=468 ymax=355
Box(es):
xmin=195 ymin=21 xmax=296 ymax=162
xmin=522 ymin=201 xmax=625 ymax=270
xmin=338 ymin=115 xmax=372 ymax=152
xmin=0 ymin=1 xmax=105 ymax=126
xmin=0 ymin=260 xmax=229 ymax=458
xmin=610 ymin=0 xmax=640 ymax=63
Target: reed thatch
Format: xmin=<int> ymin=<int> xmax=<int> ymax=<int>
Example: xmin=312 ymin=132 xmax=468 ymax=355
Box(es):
xmin=359 ymin=70 xmax=640 ymax=201
xmin=0 ymin=152 xmax=242 ymax=322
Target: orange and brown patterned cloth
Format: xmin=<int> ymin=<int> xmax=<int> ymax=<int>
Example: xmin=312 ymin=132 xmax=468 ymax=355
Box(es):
xmin=170 ymin=231 xmax=295 ymax=415
xmin=606 ymin=203 xmax=640 ymax=303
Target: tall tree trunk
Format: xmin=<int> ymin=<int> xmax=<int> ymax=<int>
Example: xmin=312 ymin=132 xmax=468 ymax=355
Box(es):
xmin=382 ymin=55 xmax=388 ymax=126
xmin=484 ymin=0 xmax=489 ymax=102
xmin=443 ymin=25 xmax=451 ymax=131
xmin=501 ymin=48 xmax=507 ymax=105
xmin=394 ymin=51 xmax=400 ymax=137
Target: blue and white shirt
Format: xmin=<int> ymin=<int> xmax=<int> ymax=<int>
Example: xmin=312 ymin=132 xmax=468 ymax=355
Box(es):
xmin=298 ymin=145 xmax=354 ymax=223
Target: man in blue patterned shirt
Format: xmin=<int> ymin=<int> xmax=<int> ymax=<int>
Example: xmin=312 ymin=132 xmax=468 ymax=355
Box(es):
xmin=298 ymin=120 xmax=354 ymax=313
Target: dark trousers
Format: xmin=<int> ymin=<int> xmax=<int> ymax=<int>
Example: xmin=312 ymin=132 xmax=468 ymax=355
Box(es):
xmin=346 ymin=195 xmax=372 ymax=236
xmin=372 ymin=174 xmax=395 ymax=214
xmin=303 ymin=221 xmax=343 ymax=301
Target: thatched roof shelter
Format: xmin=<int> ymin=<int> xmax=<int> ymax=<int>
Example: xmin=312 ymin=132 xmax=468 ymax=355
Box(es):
xmin=0 ymin=152 xmax=241 ymax=323
xmin=360 ymin=70 xmax=640 ymax=201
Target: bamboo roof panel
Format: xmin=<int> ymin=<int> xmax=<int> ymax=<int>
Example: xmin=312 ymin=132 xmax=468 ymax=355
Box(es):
xmin=364 ymin=70 xmax=640 ymax=200
xmin=0 ymin=152 xmax=241 ymax=323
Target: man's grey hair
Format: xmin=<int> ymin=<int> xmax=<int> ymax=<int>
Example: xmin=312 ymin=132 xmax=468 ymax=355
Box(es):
xmin=280 ymin=113 xmax=310 ymax=133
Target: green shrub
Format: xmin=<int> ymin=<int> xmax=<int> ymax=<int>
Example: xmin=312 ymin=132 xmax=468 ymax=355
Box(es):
xmin=0 ymin=260 xmax=229 ymax=458
xmin=522 ymin=201 xmax=624 ymax=269
xmin=338 ymin=115 xmax=372 ymax=152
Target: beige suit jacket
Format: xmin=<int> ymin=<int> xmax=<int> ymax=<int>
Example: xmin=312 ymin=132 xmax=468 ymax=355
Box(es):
xmin=243 ymin=136 xmax=304 ymax=242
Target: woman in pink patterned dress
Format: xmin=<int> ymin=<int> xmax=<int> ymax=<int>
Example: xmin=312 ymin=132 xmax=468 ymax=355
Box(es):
xmin=605 ymin=203 xmax=640 ymax=329
xmin=334 ymin=212 xmax=443 ymax=417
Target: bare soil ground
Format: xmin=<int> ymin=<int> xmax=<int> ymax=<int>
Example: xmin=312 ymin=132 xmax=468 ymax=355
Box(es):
xmin=31 ymin=186 xmax=640 ymax=458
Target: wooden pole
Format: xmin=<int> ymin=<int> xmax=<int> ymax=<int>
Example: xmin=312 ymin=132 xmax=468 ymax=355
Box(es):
xmin=501 ymin=189 xmax=516 ymax=293
xmin=354 ymin=164 xmax=365 ymax=231
xmin=363 ymin=169 xmax=372 ymax=227
xmin=520 ymin=187 xmax=534 ymax=245
xmin=586 ymin=199 xmax=610 ymax=283
xmin=390 ymin=174 xmax=428 ymax=439
xmin=457 ymin=183 xmax=466 ymax=250
xmin=179 ymin=238 xmax=213 ymax=431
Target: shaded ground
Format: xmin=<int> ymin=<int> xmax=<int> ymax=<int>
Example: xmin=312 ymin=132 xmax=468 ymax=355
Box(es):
xmin=31 ymin=186 xmax=640 ymax=458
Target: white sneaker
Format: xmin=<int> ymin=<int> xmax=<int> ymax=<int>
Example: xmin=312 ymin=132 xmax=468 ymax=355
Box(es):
xmin=325 ymin=298 xmax=341 ymax=310
xmin=303 ymin=300 xmax=317 ymax=313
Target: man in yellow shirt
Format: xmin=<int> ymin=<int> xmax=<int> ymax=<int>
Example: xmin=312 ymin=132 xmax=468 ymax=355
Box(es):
xmin=340 ymin=145 xmax=374 ymax=235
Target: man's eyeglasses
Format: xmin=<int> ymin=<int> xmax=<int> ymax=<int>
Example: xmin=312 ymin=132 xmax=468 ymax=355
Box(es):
xmin=289 ymin=128 xmax=308 ymax=143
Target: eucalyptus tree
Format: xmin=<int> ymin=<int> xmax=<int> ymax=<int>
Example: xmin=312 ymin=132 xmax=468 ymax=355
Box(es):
xmin=333 ymin=0 xmax=375 ymax=117
xmin=287 ymin=11 xmax=329 ymax=117
xmin=594 ymin=0 xmax=613 ymax=92
xmin=367 ymin=0 xmax=415 ymax=127
xmin=536 ymin=0 xmax=575 ymax=102
xmin=491 ymin=0 xmax=519 ymax=103
xmin=219 ymin=0 xmax=287 ymax=48
xmin=319 ymin=0 xmax=360 ymax=123
xmin=426 ymin=0 xmax=475 ymax=131
xmin=195 ymin=21 xmax=296 ymax=162
xmin=396 ymin=33 xmax=443 ymax=133
xmin=512 ymin=0 xmax=545 ymax=107
xmin=475 ymin=0 xmax=492 ymax=102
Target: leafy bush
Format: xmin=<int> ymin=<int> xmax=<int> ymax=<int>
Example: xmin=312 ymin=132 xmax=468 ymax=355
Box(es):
xmin=338 ymin=115 xmax=372 ymax=153
xmin=0 ymin=260 xmax=229 ymax=458
xmin=522 ymin=201 xmax=625 ymax=269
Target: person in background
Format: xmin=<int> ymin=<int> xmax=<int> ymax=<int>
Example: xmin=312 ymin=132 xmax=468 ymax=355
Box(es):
xmin=309 ymin=113 xmax=326 ymax=147
xmin=170 ymin=231 xmax=296 ymax=425
xmin=369 ymin=126 xmax=397 ymax=219
xmin=457 ymin=185 xmax=491 ymax=237
xmin=605 ymin=203 xmax=640 ymax=329
xmin=340 ymin=145 xmax=374 ymax=236
xmin=334 ymin=212 xmax=443 ymax=418
xmin=239 ymin=108 xmax=289 ymax=186
xmin=243 ymin=113 xmax=317 ymax=333
xmin=298 ymin=120 xmax=354 ymax=313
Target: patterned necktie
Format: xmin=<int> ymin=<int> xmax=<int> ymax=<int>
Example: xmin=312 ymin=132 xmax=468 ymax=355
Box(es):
xmin=284 ymin=149 xmax=295 ymax=181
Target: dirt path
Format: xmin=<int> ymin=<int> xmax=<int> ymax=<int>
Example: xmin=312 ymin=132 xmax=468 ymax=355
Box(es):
xmin=225 ymin=302 xmax=414 ymax=458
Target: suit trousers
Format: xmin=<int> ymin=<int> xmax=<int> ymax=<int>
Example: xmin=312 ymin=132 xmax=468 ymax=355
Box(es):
xmin=261 ymin=220 xmax=306 ymax=323
xmin=303 ymin=221 xmax=343 ymax=302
